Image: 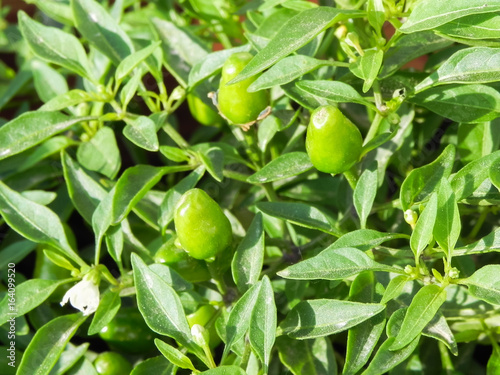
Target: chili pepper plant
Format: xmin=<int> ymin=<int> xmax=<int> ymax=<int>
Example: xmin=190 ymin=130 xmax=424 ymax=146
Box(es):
xmin=1 ymin=0 xmax=500 ymax=374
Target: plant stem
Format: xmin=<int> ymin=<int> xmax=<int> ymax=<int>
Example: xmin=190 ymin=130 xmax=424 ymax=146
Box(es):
xmin=162 ymin=123 xmax=190 ymax=149
xmin=364 ymin=112 xmax=384 ymax=145
xmin=342 ymin=166 xmax=359 ymax=190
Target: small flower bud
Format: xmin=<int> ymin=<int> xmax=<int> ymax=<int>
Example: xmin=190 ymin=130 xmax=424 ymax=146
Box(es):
xmin=404 ymin=209 xmax=418 ymax=227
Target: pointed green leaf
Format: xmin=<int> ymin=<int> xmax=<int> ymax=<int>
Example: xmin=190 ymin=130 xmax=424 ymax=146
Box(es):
xmin=230 ymin=7 xmax=363 ymax=84
xmin=410 ymin=193 xmax=438 ymax=258
xmin=0 ymin=181 xmax=85 ymax=267
xmin=72 ymin=0 xmax=134 ymax=65
xmin=390 ymin=284 xmax=447 ymax=351
xmin=249 ymin=276 xmax=276 ymax=372
xmin=278 ymin=246 xmax=397 ymax=281
xmin=280 ymin=299 xmax=385 ymax=339
xmin=232 ymin=213 xmax=265 ymax=293
xmin=296 ymin=80 xmax=372 ymax=106
xmin=0 ymin=278 xmax=74 ymax=325
xmin=462 ymin=265 xmax=500 ymax=305
xmin=18 ymin=11 xmax=92 ymax=80
xmin=400 ymin=144 xmax=455 ymax=210
xmin=354 ymin=162 xmax=378 ymax=229
xmin=247 ymin=152 xmax=313 ymax=184
xmin=422 ymin=311 xmax=458 ymax=356
xmin=416 ymin=47 xmax=500 ymax=92
xmin=277 ymin=336 xmax=337 ymax=375
xmin=400 ymin=0 xmax=500 ymax=34
xmin=0 ymin=111 xmax=90 ymax=161
xmin=87 ymin=289 xmax=121 ymax=335
xmin=123 ymin=116 xmax=159 ymax=152
xmin=434 ymin=179 xmax=461 ymax=257
xmin=17 ymin=314 xmax=87 ymax=375
xmin=155 ymin=339 xmax=196 ymax=371
xmin=77 ymin=127 xmax=121 ymax=180
xmin=351 ymin=49 xmax=384 ymax=93
xmin=116 ymin=41 xmax=161 ymax=81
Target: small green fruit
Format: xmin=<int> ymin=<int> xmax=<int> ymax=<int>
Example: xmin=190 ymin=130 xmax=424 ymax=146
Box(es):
xmin=306 ymin=105 xmax=363 ymax=174
xmin=174 ymin=188 xmax=232 ymax=260
xmin=218 ymin=52 xmax=270 ymax=125
xmin=187 ymin=93 xmax=222 ymax=126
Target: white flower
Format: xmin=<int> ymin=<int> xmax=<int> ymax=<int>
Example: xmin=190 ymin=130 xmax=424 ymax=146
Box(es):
xmin=60 ymin=279 xmax=100 ymax=316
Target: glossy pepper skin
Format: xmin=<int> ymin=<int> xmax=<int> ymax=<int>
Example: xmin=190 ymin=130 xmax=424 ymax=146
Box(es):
xmin=187 ymin=93 xmax=222 ymax=126
xmin=306 ymin=105 xmax=363 ymax=174
xmin=174 ymin=188 xmax=232 ymax=260
xmin=99 ymin=308 xmax=155 ymax=354
xmin=218 ymin=52 xmax=270 ymax=125
xmin=94 ymin=352 xmax=132 ymax=375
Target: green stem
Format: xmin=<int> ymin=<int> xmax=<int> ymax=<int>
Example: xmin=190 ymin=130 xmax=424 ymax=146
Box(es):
xmin=364 ymin=112 xmax=384 ymax=145
xmin=372 ymin=80 xmax=384 ymax=111
xmin=162 ymin=123 xmax=190 ymax=149
xmin=467 ymin=207 xmax=489 ymax=241
xmin=238 ymin=341 xmax=252 ymax=370
xmin=223 ymin=169 xmax=251 ymax=182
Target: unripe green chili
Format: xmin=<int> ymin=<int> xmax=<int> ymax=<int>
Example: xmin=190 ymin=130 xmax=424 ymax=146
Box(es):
xmin=217 ymin=52 xmax=270 ymax=129
xmin=306 ymin=105 xmax=363 ymax=175
xmin=174 ymin=188 xmax=232 ymax=260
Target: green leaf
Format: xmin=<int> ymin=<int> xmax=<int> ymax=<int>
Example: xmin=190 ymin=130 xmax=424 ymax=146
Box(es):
xmin=400 ymin=144 xmax=455 ymax=210
xmin=18 ymin=136 xmax=75 ymax=173
xmin=380 ymin=31 xmax=452 ymax=79
xmin=159 ymin=166 xmax=205 ymax=232
xmin=410 ymin=84 xmax=500 ymax=123
xmin=155 ymin=339 xmax=196 ymax=371
xmin=62 ymin=152 xmax=107 ymax=225
xmin=116 ymin=41 xmax=161 ymax=82
xmin=149 ymin=264 xmax=193 ymax=292
xmin=153 ymin=18 xmax=209 ymax=86
xmin=390 ymin=285 xmax=447 ymax=350
xmin=247 ymin=152 xmax=313 ymax=184
xmin=332 ymin=229 xmax=409 ymax=251
xmin=353 ymin=162 xmax=378 ymax=229
xmin=451 ymin=150 xmax=500 ymax=200
xmin=39 ymin=89 xmax=95 ymax=112
xmin=280 ymin=299 xmax=385 ymax=339
xmin=361 ymin=335 xmax=420 ymax=375
xmin=18 ymin=11 xmax=92 ymax=80
xmin=277 ymin=336 xmax=337 ymax=375
xmin=200 ymin=367 xmax=247 ymax=375
xmin=367 ymin=0 xmax=385 ymax=34
xmin=278 ymin=246 xmax=396 ymax=281
xmin=24 ymin=0 xmax=74 ymax=26
xmin=0 ymin=240 xmax=36 ymax=269
xmin=488 ymin=348 xmax=500 ymax=375
xmin=188 ymin=44 xmax=251 ymax=88
xmin=462 ymin=265 xmax=500 ymax=305
xmin=410 ymin=193 xmax=438 ymax=258
xmin=223 ymin=281 xmax=262 ymax=358
xmin=249 ymin=276 xmax=276 ymax=372
xmin=296 ymin=80 xmax=372 ymax=106
xmin=436 ymin=13 xmax=500 ymax=40
xmin=51 ymin=343 xmax=89 ymax=375
xmin=0 ymin=181 xmax=85 ymax=267
xmin=32 ymin=60 xmax=68 ymax=103
xmin=0 ymin=278 xmax=74 ymax=325
xmin=256 ymin=201 xmax=341 ymax=236
xmin=123 ymin=116 xmax=159 ymax=152
xmin=72 ymin=0 xmax=134 ymax=65
xmin=248 ymin=55 xmax=332 ymax=92
xmin=230 ymin=7 xmax=363 ymax=84
xmin=77 ymin=127 xmax=121 ymax=180
xmin=351 ymin=49 xmax=384 ymax=92
xmin=454 ymin=227 xmax=500 ymax=256
xmin=399 ymin=0 xmax=500 ymax=34
xmin=120 ymin=67 xmax=145 ymax=108
xmin=131 ymin=254 xmax=196 ymax=349
xmin=422 ymin=311 xmax=458 ymax=356
xmin=434 ymin=179 xmax=461 ymax=257
xmin=381 ymin=275 xmax=410 ymax=304
xmin=87 ymin=289 xmax=121 ymax=335
xmin=344 ymin=276 xmax=386 ymax=375
xmin=232 ymin=212 xmax=265 ymax=293
xmin=416 ymin=47 xmax=500 ymax=92
xmin=198 ymin=147 xmax=224 ymax=182
xmin=0 ymin=111 xmax=89 ymax=161
xmin=17 ymin=314 xmax=87 ymax=375
xmin=130 ymin=356 xmax=174 ymax=375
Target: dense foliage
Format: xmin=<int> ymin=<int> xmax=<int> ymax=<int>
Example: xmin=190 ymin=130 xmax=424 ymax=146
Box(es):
xmin=2 ymin=0 xmax=500 ymax=374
